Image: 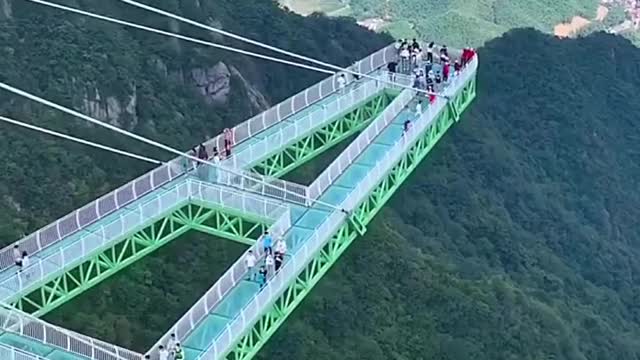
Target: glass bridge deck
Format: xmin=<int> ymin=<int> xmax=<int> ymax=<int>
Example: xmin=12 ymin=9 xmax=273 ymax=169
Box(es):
xmin=0 ymin=70 xmax=384 ymax=302
xmin=0 ymin=64 xmax=393 ymax=360
xmin=176 ymin=104 xmax=417 ymax=359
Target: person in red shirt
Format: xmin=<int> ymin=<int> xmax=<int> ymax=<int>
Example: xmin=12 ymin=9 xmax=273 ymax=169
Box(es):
xmin=427 ymin=85 xmax=436 ymax=104
xmin=461 ymin=48 xmax=469 ymax=66
xmin=443 ymin=61 xmax=450 ymax=82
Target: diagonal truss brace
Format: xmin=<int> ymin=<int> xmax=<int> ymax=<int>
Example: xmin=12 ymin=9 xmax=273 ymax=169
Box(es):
xmin=222 ymin=76 xmax=477 ymax=360
xmin=12 ymin=202 xmax=273 ymax=317
xmin=251 ymin=91 xmax=396 ymax=178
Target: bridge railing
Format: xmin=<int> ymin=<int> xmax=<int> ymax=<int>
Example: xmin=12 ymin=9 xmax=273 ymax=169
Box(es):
xmin=146 ymin=206 xmax=291 ymax=357
xmin=201 ymin=44 xmax=397 ymax=157
xmin=224 ymin=74 xmax=387 ymax=170
xmin=187 ymin=180 xmax=290 ymax=222
xmin=0 ymin=43 xmax=398 ymax=275
xmin=0 ymin=164 xmax=182 ymax=270
xmin=342 ymin=57 xmax=477 ymax=210
xmin=192 ymin=164 xmax=309 ymax=206
xmin=0 ymin=344 xmax=45 ymax=360
xmin=0 ymin=180 xmax=290 ymax=303
xmin=194 ymin=55 xmax=479 ymax=360
xmin=0 ymin=302 xmax=142 ymax=360
xmin=307 ymin=88 xmax=414 ymax=200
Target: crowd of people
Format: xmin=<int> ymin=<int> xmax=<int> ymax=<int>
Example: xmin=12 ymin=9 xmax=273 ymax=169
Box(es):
xmin=245 ymin=231 xmax=288 ymax=289
xmin=145 ymin=38 xmax=477 ymax=360
xmin=148 ymin=333 xmax=184 ymax=360
xmin=388 ymin=38 xmax=476 ymax=98
xmin=389 ymin=38 xmax=476 ymax=138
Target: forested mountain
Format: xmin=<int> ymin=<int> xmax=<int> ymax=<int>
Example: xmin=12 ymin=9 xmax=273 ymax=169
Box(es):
xmin=1 ymin=1 xmax=640 ymax=360
xmin=0 ymin=0 xmax=389 ymax=240
xmin=280 ymin=0 xmax=640 ymax=48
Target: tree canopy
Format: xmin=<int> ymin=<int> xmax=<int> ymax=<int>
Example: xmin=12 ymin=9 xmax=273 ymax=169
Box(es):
xmin=1 ymin=1 xmax=640 ymax=359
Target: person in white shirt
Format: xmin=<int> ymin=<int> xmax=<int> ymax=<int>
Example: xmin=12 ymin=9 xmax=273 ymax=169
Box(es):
xmin=265 ymin=253 xmax=275 ymax=272
xmin=245 ymin=250 xmax=257 ymax=281
xmin=275 ymin=237 xmax=287 ymax=256
xmin=415 ymin=101 xmax=423 ymax=117
xmin=158 ymin=345 xmax=169 ymax=360
xmin=337 ymin=74 xmax=346 ymax=94
xmin=166 ymin=333 xmax=178 ymax=355
xmin=13 ymin=244 xmax=21 ymax=267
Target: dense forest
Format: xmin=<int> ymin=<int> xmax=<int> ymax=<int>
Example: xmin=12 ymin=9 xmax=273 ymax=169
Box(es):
xmin=281 ymin=0 xmax=602 ymax=46
xmin=1 ymin=1 xmax=640 ymax=360
xmin=351 ymin=0 xmax=599 ymax=45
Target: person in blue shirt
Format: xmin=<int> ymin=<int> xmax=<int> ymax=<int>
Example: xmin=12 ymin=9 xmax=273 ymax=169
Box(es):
xmin=262 ymin=231 xmax=273 ymax=255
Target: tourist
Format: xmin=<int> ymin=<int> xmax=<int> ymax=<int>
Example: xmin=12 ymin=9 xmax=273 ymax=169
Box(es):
xmin=262 ymin=231 xmax=273 ymax=255
xmin=166 ymin=333 xmax=178 ymax=355
xmin=245 ymin=250 xmax=257 ymax=281
xmin=275 ymin=236 xmax=287 ymax=256
xmin=428 ymin=85 xmax=436 ymax=104
xmin=13 ymin=244 xmax=20 ymax=267
xmin=258 ymin=266 xmax=268 ymax=289
xmin=274 ymin=252 xmax=284 ymax=272
xmin=173 ymin=343 xmax=185 ymax=360
xmin=411 ymin=38 xmax=420 ymax=51
xmin=403 ymin=119 xmax=412 ymax=137
xmin=223 ymin=128 xmax=233 ymax=157
xmin=265 ymin=253 xmax=274 ymax=273
xmin=18 ymin=250 xmax=29 ymax=277
xmin=387 ymin=61 xmax=398 ymax=82
xmin=424 ymin=60 xmax=432 ymax=75
xmin=443 ymin=61 xmax=450 ymax=82
xmin=415 ymin=100 xmax=423 ymax=117
xmin=454 ymin=60 xmax=461 ymax=75
xmin=197 ymin=143 xmax=208 ymax=161
xmin=426 ymin=42 xmax=435 ymax=63
xmin=440 ymin=44 xmax=448 ymax=62
xmin=337 ymin=74 xmax=347 ymax=94
xmin=158 ymin=345 xmax=168 ymax=360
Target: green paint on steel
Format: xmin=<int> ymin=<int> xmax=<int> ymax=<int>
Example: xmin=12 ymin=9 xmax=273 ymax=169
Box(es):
xmin=251 ymin=90 xmax=396 ymax=178
xmin=9 ymin=92 xmax=399 ymax=318
xmin=12 ymin=202 xmax=273 ymax=317
xmin=221 ymin=75 xmax=477 ymax=360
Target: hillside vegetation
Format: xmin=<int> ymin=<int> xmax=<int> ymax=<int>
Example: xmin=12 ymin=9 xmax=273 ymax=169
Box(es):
xmin=1 ymin=1 xmax=640 ymax=360
xmin=281 ymin=0 xmax=601 ymax=46
xmin=256 ymin=29 xmax=640 ymax=360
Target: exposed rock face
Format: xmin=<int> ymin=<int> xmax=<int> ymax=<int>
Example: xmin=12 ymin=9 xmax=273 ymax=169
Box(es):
xmin=191 ymin=62 xmax=232 ymax=104
xmin=81 ymin=84 xmax=138 ymax=129
xmin=0 ymin=0 xmax=12 ymax=20
xmin=229 ymin=65 xmax=270 ymax=112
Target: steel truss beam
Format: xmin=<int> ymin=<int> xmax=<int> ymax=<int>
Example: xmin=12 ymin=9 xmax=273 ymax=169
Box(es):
xmin=223 ymin=77 xmax=477 ymax=360
xmin=251 ymin=91 xmax=396 ymax=178
xmin=12 ymin=202 xmax=272 ymax=317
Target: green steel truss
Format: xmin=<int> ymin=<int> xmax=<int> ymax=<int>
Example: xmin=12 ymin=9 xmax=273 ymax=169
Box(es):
xmin=13 ymin=202 xmax=273 ymax=317
xmin=251 ymin=91 xmax=396 ymax=178
xmin=222 ymin=76 xmax=477 ymax=360
xmin=9 ymin=93 xmax=400 ymax=318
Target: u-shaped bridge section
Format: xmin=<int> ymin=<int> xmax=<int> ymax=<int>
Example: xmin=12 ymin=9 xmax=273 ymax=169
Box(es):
xmin=0 ymin=42 xmax=477 ymax=360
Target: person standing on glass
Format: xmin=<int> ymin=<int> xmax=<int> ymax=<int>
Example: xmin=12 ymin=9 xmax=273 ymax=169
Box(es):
xmin=262 ymin=231 xmax=273 ymax=255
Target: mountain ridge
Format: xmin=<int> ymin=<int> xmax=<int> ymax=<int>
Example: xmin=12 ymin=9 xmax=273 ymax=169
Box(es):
xmin=0 ymin=1 xmax=639 ymax=359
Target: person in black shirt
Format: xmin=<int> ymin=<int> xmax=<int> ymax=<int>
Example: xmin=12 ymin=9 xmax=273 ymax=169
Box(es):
xmin=411 ymin=38 xmax=420 ymax=51
xmin=387 ymin=61 xmax=398 ymax=81
xmin=274 ymin=252 xmax=283 ymax=272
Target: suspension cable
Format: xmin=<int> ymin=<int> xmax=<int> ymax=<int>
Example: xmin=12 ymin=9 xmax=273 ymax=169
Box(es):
xmin=24 ymin=0 xmax=442 ymax=97
xmin=0 ymin=81 xmax=345 ymax=211
xmin=23 ymin=0 xmax=334 ymax=75
xmin=117 ymin=0 xmax=447 ymax=98
xmin=0 ymin=115 xmax=163 ymax=164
